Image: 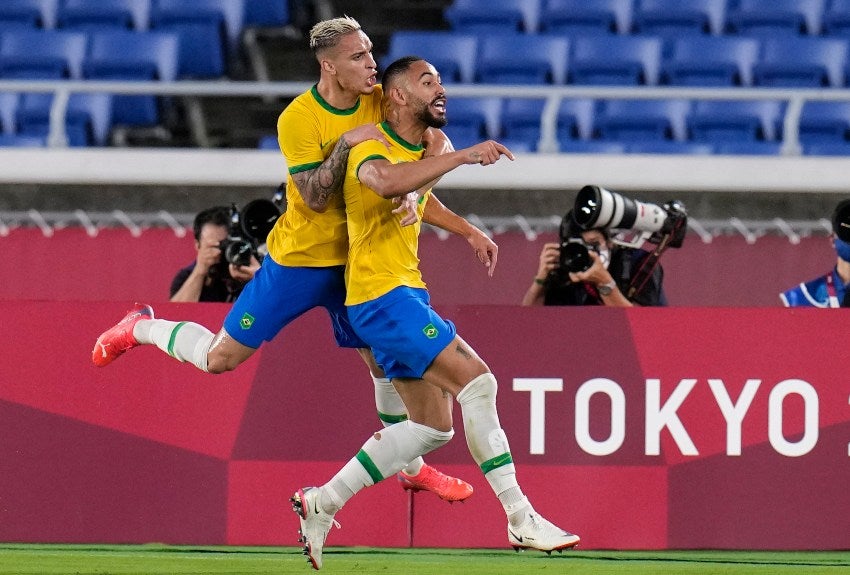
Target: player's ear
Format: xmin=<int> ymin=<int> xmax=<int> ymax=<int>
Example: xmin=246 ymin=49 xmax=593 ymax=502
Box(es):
xmin=320 ymin=58 xmax=335 ymax=75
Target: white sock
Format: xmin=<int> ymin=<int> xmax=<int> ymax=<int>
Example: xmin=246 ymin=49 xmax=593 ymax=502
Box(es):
xmin=319 ymin=421 xmax=453 ymax=514
xmin=134 ymin=319 xmax=214 ymax=372
xmin=456 ymin=373 xmax=530 ymax=520
xmin=372 ymin=375 xmax=425 ymax=476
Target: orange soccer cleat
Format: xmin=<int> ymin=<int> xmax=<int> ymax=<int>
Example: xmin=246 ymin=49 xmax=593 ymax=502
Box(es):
xmin=398 ymin=463 xmax=473 ymax=502
xmin=91 ymin=303 xmax=154 ymax=367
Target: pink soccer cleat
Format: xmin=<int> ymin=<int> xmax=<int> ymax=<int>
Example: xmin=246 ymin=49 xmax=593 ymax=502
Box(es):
xmin=91 ymin=303 xmax=154 ymax=367
xmin=398 ymin=463 xmax=473 ymax=502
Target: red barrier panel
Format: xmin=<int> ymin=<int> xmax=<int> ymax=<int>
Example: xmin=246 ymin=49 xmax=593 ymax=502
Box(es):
xmin=1 ymin=302 xmax=848 ymax=549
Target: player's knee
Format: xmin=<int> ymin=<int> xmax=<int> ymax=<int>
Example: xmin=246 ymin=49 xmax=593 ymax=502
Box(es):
xmin=456 ymin=372 xmax=498 ymax=405
xmin=205 ymin=351 xmax=242 ymax=374
xmin=408 ymin=421 xmax=454 ymax=451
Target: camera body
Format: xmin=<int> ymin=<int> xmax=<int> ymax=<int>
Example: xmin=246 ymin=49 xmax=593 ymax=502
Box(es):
xmin=217 ymin=196 xmax=283 ymax=269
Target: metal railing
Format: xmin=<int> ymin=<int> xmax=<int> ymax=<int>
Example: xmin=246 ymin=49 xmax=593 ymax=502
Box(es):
xmin=4 ymin=79 xmax=850 ymax=153
xmin=0 ymin=209 xmax=833 ymax=244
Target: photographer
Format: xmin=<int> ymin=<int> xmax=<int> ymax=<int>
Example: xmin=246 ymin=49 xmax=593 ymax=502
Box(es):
xmin=170 ymin=206 xmax=261 ymax=303
xmin=522 ymin=211 xmax=667 ymax=307
xmin=780 ymin=198 xmax=850 ymax=307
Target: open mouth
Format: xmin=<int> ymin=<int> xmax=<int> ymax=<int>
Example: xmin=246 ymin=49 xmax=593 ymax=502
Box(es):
xmin=431 ymin=97 xmax=446 ymax=112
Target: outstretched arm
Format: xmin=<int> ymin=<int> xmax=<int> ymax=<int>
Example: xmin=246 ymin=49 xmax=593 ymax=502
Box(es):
xmin=358 ymin=140 xmax=514 ymax=200
xmin=423 ymin=193 xmax=498 ymax=277
xmin=291 ymin=124 xmax=390 ymax=213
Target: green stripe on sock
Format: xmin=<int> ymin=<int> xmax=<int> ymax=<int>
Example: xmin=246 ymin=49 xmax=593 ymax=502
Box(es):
xmin=481 ymin=452 xmax=513 ymax=475
xmin=377 ymin=411 xmax=408 ymax=425
xmin=167 ymin=322 xmax=188 ymax=358
xmin=355 ymin=449 xmax=385 ymax=484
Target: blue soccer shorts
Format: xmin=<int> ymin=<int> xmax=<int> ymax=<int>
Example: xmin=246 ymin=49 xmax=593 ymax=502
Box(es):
xmin=223 ymin=257 xmax=367 ymax=349
xmin=347 ymin=286 xmax=456 ymax=379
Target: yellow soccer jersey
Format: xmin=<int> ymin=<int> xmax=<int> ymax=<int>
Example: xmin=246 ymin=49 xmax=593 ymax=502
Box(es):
xmin=343 ymin=122 xmax=430 ymax=306
xmin=265 ymin=84 xmax=384 ymax=267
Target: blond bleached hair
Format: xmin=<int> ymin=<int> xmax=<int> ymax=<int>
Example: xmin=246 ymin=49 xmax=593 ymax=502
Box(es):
xmin=309 ymin=15 xmax=362 ymax=53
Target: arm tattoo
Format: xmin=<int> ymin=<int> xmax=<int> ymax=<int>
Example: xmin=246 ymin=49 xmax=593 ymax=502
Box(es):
xmin=305 ymin=138 xmax=352 ymax=210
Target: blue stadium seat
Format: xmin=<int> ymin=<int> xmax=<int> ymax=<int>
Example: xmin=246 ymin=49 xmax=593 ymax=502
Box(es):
xmin=571 ymin=35 xmax=663 ymax=85
xmin=557 ymin=98 xmax=596 ymax=143
xmin=384 ymin=31 xmax=477 ymax=84
xmin=803 ymin=141 xmax=850 ymax=156
xmin=0 ymin=0 xmax=58 ymax=29
xmin=752 ymin=36 xmax=848 ymax=88
xmin=798 ymin=101 xmax=850 ymax=144
xmin=594 ymin=99 xmax=691 ymax=141
xmin=15 ymin=92 xmax=113 ymax=145
xmin=0 ymin=29 xmax=87 ymax=78
xmin=715 ymin=141 xmax=782 ymax=155
xmin=823 ymin=0 xmax=850 ymax=37
xmin=443 ymin=96 xmax=502 ymax=150
xmin=633 ymin=0 xmax=727 ymax=36
xmin=257 ymin=134 xmax=278 ymax=150
xmin=539 ymin=0 xmax=632 ymax=35
xmin=499 ymin=98 xmax=546 ymax=151
xmin=57 ymin=0 xmax=150 ymax=31
xmin=244 ymin=0 xmax=289 ymax=27
xmin=626 ymin=141 xmax=715 ymax=154
xmin=688 ymin=100 xmax=785 ymax=142
xmin=726 ymin=0 xmax=826 ymax=36
xmin=444 ymin=0 xmax=541 ymax=34
xmin=477 ymin=34 xmax=568 ymax=84
xmin=150 ymin=0 xmax=244 ymax=78
xmin=0 ymin=92 xmax=18 ymax=134
xmin=662 ymin=36 xmax=759 ymax=86
xmin=0 ymin=133 xmax=45 ymax=146
xmin=83 ymin=30 xmax=178 ymax=125
xmin=559 ymin=140 xmax=625 ymax=154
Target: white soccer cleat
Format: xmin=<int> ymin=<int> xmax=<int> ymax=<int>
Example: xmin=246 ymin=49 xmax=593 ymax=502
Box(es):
xmin=507 ymin=511 xmax=580 ymax=554
xmin=291 ymin=487 xmax=339 ymax=570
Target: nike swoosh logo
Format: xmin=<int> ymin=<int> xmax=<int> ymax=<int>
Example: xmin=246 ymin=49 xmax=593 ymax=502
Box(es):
xmin=320 ymin=140 xmax=333 ymax=150
xmin=509 ymin=529 xmax=523 ymax=543
xmin=313 ymin=497 xmax=320 ymax=516
xmin=99 ymin=342 xmax=110 ymax=358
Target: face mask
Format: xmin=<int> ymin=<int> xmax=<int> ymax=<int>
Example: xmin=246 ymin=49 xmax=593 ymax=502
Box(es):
xmin=835 ymin=237 xmax=850 ymax=263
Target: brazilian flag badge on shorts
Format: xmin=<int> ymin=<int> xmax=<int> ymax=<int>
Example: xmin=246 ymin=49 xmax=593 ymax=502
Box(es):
xmin=240 ymin=312 xmax=255 ymax=330
xmin=422 ymin=323 xmax=438 ymax=339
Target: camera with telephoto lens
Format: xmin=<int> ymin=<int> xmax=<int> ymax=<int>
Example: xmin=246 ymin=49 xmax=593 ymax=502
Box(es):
xmin=557 ymin=185 xmax=688 ymax=275
xmin=217 ymin=187 xmax=284 ymax=268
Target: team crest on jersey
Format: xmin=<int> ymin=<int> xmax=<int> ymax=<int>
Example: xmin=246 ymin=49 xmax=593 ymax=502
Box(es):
xmin=240 ymin=313 xmax=255 ymax=330
xmin=422 ymin=323 xmax=438 ymax=339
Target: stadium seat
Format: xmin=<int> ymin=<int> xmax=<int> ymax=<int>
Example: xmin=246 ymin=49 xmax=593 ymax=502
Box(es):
xmin=244 ymin=0 xmax=289 ymax=28
xmin=57 ymin=0 xmax=150 ymax=31
xmin=15 ymin=92 xmax=113 ymax=145
xmin=443 ymin=96 xmax=502 ymax=150
xmin=0 ymin=29 xmax=87 ymax=78
xmin=556 ymin=98 xmax=596 ymax=142
xmin=83 ymin=30 xmax=178 ymax=125
xmin=626 ymin=141 xmax=715 ymax=154
xmin=632 ymin=0 xmax=728 ymax=36
xmin=559 ymin=140 xmax=625 ymax=154
xmin=539 ymin=0 xmax=632 ymax=35
xmin=715 ymin=140 xmax=783 ymax=155
xmin=797 ymin=101 xmax=850 ymax=144
xmin=752 ymin=36 xmax=848 ymax=88
xmin=444 ymin=0 xmax=541 ymax=34
xmin=823 ymin=0 xmax=850 ymax=37
xmin=499 ymin=98 xmax=546 ymax=151
xmin=726 ymin=0 xmax=826 ymax=36
xmin=662 ymin=36 xmax=760 ymax=86
xmin=802 ymin=141 xmax=850 ymax=156
xmin=0 ymin=0 xmax=58 ymax=29
xmin=688 ymin=100 xmax=785 ymax=142
xmin=150 ymin=0 xmax=244 ymax=78
xmin=0 ymin=92 xmax=18 ymax=134
xmin=384 ymin=31 xmax=477 ymax=84
xmin=0 ymin=133 xmax=45 ymax=146
xmin=477 ymin=34 xmax=568 ymax=84
xmin=571 ymin=35 xmax=663 ymax=85
xmin=594 ymin=99 xmax=691 ymax=141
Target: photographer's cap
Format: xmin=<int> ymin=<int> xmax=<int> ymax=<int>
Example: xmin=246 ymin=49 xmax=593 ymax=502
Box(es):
xmin=832 ymin=199 xmax=850 ymax=242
